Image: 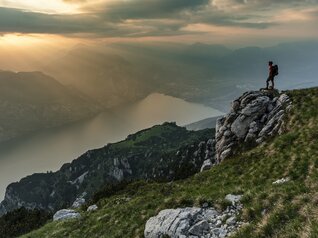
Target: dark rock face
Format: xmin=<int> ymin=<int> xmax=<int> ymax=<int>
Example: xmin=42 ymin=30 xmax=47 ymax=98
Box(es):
xmin=0 ymin=123 xmax=215 ymax=217
xmin=215 ymin=90 xmax=292 ymax=163
xmin=200 ymin=139 xmax=216 ymax=171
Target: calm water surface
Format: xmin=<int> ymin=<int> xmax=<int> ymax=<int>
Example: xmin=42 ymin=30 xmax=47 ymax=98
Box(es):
xmin=0 ymin=93 xmax=223 ymax=199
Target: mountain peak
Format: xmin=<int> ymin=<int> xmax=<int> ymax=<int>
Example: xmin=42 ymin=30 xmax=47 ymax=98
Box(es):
xmin=215 ymin=89 xmax=292 ymax=162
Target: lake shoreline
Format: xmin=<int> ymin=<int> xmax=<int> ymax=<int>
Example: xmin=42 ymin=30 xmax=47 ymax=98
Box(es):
xmin=0 ymin=93 xmax=223 ymax=199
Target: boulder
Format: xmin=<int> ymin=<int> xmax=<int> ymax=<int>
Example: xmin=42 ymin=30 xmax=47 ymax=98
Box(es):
xmin=144 ymin=194 xmax=244 ymax=238
xmin=144 ymin=208 xmax=201 ymax=238
xmin=53 ymin=209 xmax=81 ymax=221
xmin=87 ymin=204 xmax=98 ymax=212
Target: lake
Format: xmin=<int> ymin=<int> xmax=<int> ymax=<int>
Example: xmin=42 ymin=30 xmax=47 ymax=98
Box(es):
xmin=0 ymin=93 xmax=223 ymax=199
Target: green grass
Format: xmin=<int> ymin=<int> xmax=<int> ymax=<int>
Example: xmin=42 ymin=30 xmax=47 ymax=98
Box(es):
xmin=22 ymin=87 xmax=318 ymax=238
xmin=111 ymin=122 xmax=213 ymax=153
xmin=112 ymin=124 xmax=180 ymax=152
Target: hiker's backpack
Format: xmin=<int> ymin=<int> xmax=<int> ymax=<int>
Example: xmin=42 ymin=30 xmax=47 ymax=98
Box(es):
xmin=273 ymin=65 xmax=279 ymax=76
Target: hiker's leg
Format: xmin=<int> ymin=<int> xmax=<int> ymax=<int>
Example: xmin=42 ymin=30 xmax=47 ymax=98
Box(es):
xmin=266 ymin=77 xmax=270 ymax=89
xmin=272 ymin=79 xmax=275 ymax=89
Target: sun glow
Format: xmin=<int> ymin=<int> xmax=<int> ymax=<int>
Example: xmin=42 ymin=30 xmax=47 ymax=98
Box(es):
xmin=0 ymin=33 xmax=83 ymax=47
xmin=0 ymin=33 xmax=84 ymax=71
xmin=0 ymin=34 xmax=48 ymax=46
xmin=0 ymin=0 xmax=81 ymax=14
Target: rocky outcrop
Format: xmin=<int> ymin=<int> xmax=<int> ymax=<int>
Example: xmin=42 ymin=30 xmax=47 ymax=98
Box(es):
xmin=144 ymin=194 xmax=243 ymax=238
xmin=215 ymin=90 xmax=292 ymax=162
xmin=0 ymin=123 xmax=214 ymax=217
xmin=53 ymin=209 xmax=81 ymax=221
xmin=0 ymin=186 xmax=45 ymax=217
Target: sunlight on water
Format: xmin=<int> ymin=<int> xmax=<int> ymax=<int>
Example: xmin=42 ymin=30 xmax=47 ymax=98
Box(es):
xmin=0 ymin=93 xmax=223 ymax=199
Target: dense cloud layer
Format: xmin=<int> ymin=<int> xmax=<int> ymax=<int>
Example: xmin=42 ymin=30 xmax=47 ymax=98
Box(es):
xmin=0 ymin=0 xmax=317 ymax=40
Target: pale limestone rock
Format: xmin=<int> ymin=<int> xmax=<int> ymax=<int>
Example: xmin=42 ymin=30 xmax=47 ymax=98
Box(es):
xmin=53 ymin=209 xmax=81 ymax=221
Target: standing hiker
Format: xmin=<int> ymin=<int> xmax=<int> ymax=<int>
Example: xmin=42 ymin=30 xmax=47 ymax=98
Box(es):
xmin=266 ymin=61 xmax=279 ymax=89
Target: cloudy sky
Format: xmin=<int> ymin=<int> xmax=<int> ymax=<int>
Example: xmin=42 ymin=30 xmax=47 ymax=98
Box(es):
xmin=0 ymin=0 xmax=318 ymax=46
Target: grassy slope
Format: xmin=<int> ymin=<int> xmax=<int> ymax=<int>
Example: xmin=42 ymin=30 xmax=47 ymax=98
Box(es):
xmin=23 ymin=87 xmax=318 ymax=238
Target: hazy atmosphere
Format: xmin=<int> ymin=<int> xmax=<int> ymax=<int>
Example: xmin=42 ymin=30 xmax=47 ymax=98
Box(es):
xmin=0 ymin=1 xmax=318 ymax=237
xmin=0 ymin=0 xmax=318 ymax=186
xmin=1 ymin=0 xmax=318 ymax=193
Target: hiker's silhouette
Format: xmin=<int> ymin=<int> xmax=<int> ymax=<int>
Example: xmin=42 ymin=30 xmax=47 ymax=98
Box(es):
xmin=266 ymin=61 xmax=278 ymax=89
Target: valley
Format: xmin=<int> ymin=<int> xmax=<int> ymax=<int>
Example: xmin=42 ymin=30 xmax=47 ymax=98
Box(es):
xmin=0 ymin=93 xmax=222 ymax=200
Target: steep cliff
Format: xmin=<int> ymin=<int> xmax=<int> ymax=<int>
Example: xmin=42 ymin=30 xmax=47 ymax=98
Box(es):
xmin=0 ymin=123 xmax=215 ymax=216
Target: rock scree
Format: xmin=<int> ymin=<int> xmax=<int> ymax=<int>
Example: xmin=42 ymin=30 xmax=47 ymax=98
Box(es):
xmin=215 ymin=89 xmax=292 ymax=163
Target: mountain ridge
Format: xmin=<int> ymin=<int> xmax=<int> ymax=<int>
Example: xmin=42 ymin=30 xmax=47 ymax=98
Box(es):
xmin=0 ymin=70 xmax=102 ymax=143
xmin=0 ymin=122 xmax=215 ymax=216
xmin=21 ymin=86 xmax=318 ymax=238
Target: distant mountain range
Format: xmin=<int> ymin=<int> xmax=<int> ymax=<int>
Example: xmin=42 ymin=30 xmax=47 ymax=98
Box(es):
xmin=40 ymin=41 xmax=318 ymax=112
xmin=0 ymin=70 xmax=101 ymax=142
xmin=43 ymin=47 xmax=150 ymax=108
xmin=2 ymin=41 xmax=317 ymax=114
xmin=2 ymin=41 xmax=316 ymax=141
